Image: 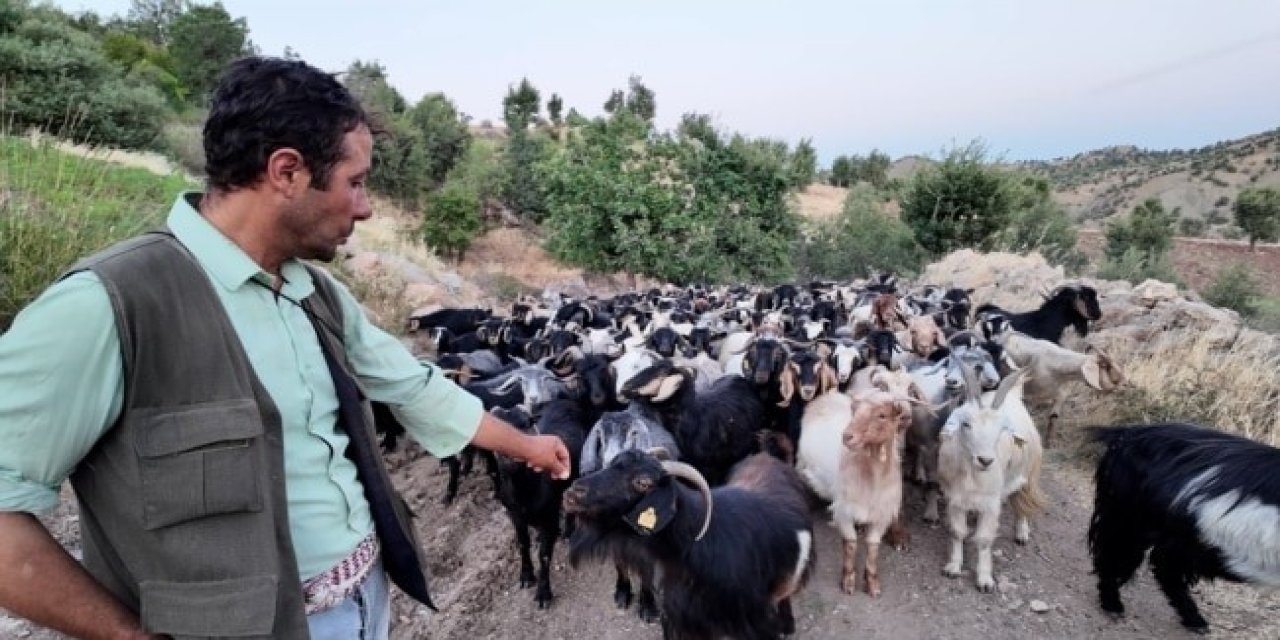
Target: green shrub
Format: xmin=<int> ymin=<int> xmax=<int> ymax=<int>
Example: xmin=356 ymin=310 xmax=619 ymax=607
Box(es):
xmin=1096 ymin=246 xmax=1182 ymax=286
xmin=1202 ymin=263 xmax=1260 ymax=316
xmin=420 ymin=184 xmax=483 ymax=262
xmin=796 ymin=185 xmax=925 ymax=279
xmin=1179 ymin=217 xmax=1206 ymax=237
xmin=900 ymin=142 xmax=1014 ymax=255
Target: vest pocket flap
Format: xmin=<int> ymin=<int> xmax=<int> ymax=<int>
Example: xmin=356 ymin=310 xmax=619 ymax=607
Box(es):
xmin=138 ymin=399 xmax=264 ymax=458
xmin=141 ymin=575 xmax=278 ymax=637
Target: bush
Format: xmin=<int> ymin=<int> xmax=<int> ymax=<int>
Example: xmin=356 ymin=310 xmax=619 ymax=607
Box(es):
xmin=1096 ymin=246 xmax=1182 ymax=286
xmin=994 ymin=177 xmax=1086 ymax=272
xmin=900 ymin=142 xmax=1015 ymax=255
xmin=1233 ymin=186 xmax=1280 ymax=248
xmin=420 ymin=184 xmax=483 ymax=262
xmin=1178 ymin=217 xmax=1206 ymax=237
xmin=796 ymin=184 xmax=925 ymax=279
xmin=1203 ymin=263 xmax=1261 ymax=317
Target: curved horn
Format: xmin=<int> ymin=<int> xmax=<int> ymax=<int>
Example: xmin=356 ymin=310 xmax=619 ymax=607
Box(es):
xmin=991 ymin=367 xmax=1028 ymax=410
xmin=659 ymin=460 xmax=713 ymax=542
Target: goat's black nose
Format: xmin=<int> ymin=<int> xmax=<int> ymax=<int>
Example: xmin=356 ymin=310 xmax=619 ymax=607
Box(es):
xmin=977 ymin=456 xmax=994 ymax=469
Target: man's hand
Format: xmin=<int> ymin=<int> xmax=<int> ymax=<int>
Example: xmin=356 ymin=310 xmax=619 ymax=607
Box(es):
xmin=521 ymin=434 xmax=572 ymax=480
xmin=471 ymin=412 xmax=573 ymax=480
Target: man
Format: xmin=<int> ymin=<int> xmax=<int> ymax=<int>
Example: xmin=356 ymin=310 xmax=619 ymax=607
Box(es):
xmin=0 ymin=56 xmax=570 ymax=639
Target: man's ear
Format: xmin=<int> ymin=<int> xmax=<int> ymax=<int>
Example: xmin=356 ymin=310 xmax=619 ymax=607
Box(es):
xmin=266 ymin=147 xmax=310 ymax=194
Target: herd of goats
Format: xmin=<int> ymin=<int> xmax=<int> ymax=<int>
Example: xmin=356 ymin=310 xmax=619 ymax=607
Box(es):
xmin=377 ymin=275 xmax=1279 ymax=638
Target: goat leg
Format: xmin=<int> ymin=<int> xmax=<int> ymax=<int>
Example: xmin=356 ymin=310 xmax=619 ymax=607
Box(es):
xmin=635 ymin=561 xmax=660 ymax=623
xmin=612 ymin=563 xmax=634 ymax=609
xmin=512 ymin=518 xmax=535 ymax=589
xmin=864 ymin=539 xmax=883 ymax=598
xmin=1150 ymin=544 xmax=1209 ymax=632
xmin=777 ymin=598 xmax=796 ymax=636
xmin=441 ymin=456 xmax=462 ymax=505
xmin=942 ymin=503 xmax=967 ymax=579
xmin=535 ymin=521 xmax=559 ymax=609
xmin=885 ymin=512 xmax=909 ymax=552
xmin=974 ymin=508 xmax=999 ymax=592
xmin=922 ymin=482 xmax=942 ymax=525
xmin=840 ymin=536 xmax=859 ymax=595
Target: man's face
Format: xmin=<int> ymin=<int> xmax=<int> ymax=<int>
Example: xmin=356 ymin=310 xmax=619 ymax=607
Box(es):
xmin=281 ymin=125 xmax=374 ymax=262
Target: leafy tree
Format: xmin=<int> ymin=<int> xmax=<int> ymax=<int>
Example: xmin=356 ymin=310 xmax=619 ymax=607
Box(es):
xmin=789 ymin=138 xmax=817 ymax=188
xmin=502 ymin=77 xmax=540 ymax=131
xmin=860 ymin=149 xmax=891 ymax=188
xmin=546 ymin=93 xmax=563 ymax=127
xmin=501 ymin=78 xmax=547 ymax=218
xmin=0 ymin=0 xmax=23 ymax=35
xmin=1232 ymin=186 xmax=1280 ymax=249
xmin=421 ymin=184 xmax=483 ymax=261
xmin=367 ymin=114 xmax=429 ymax=208
xmin=344 ymin=60 xmax=406 ymax=116
xmin=0 ymin=13 xmax=169 ymax=148
xmin=124 ymin=0 xmax=188 ymax=46
xmin=1104 ymin=198 xmax=1176 ymax=262
xmin=405 ymin=92 xmax=471 ymax=189
xmin=168 ymin=2 xmax=250 ymax=104
xmin=900 ymin=142 xmax=1015 ymax=255
xmin=829 ymin=155 xmax=852 ymax=187
xmin=602 ymin=75 xmax=656 ymax=122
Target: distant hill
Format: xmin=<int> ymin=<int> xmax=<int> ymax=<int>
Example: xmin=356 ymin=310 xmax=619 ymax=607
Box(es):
xmin=1024 ymin=128 xmax=1280 ymax=233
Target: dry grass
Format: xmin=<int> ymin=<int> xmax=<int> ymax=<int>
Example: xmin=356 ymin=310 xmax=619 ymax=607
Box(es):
xmin=1071 ymin=329 xmax=1280 ymax=447
xmin=459 ymin=227 xmax=583 ymax=288
xmin=794 ymin=183 xmax=848 ymax=220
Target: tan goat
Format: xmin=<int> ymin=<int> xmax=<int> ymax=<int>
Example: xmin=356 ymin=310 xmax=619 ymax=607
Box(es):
xmin=832 ymin=392 xmax=911 ymax=597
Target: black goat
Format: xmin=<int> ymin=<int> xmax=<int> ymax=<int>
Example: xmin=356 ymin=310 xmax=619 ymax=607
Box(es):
xmin=645 ymin=326 xmax=681 ymax=358
xmin=865 ymin=329 xmax=901 ymax=369
xmin=564 ymin=449 xmax=814 ymax=639
xmin=975 ymin=284 xmax=1102 ymax=344
xmin=494 ymin=401 xmax=587 ymax=609
xmin=937 ymin=287 xmax=974 ymax=330
xmin=406 ymin=307 xmax=490 ymax=335
xmin=1089 ymin=423 xmax=1280 ymax=632
xmin=622 ymin=360 xmax=766 ymax=486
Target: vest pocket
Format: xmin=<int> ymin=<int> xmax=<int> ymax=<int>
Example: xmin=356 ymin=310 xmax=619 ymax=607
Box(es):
xmin=136 ymin=398 xmax=265 ymax=530
xmin=140 ymin=574 xmax=278 ymax=637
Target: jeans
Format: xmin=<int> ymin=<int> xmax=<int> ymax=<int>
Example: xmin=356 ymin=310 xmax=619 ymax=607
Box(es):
xmin=306 ymin=562 xmax=391 ymax=640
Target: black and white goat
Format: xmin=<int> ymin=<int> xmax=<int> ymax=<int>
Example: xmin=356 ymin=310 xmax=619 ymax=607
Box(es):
xmin=1089 ymin=423 xmax=1280 ymax=632
xmin=975 ymin=284 xmax=1102 ymax=344
xmin=564 ymin=449 xmax=814 ymax=639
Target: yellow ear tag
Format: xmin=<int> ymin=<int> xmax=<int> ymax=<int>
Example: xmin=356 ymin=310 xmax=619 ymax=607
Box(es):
xmin=637 ymin=507 xmax=658 ymax=531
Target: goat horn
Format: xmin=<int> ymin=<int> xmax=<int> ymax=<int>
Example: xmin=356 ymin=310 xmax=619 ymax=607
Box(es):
xmin=660 ymin=460 xmax=713 ymax=542
xmin=992 ymin=368 xmax=1028 ymax=410
xmin=959 ymin=358 xmax=982 ymax=408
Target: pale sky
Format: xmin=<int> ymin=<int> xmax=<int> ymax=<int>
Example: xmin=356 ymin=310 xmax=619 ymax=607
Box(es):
xmin=53 ymin=0 xmax=1280 ymax=164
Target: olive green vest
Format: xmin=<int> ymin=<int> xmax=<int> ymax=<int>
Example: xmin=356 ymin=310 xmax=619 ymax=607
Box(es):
xmin=63 ymin=231 xmax=432 ymax=639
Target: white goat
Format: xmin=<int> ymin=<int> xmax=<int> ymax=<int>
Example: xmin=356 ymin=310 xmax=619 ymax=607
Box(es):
xmin=937 ymin=368 xmax=1046 ymax=592
xmin=993 ymin=331 xmax=1125 ymax=446
xmin=796 ymin=391 xmax=853 ymax=502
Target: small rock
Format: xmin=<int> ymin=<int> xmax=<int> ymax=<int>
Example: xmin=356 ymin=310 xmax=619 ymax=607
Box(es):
xmin=1029 ymin=599 xmax=1050 ymax=613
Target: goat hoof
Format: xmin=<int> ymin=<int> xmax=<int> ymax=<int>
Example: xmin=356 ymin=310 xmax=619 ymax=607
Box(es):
xmin=1099 ymin=594 xmax=1125 ymax=616
xmin=1015 ymin=536 xmax=1029 ymax=546
xmin=942 ymin=565 xmax=961 ymax=579
xmin=976 ymin=578 xmax=995 ymax=593
xmin=519 ymin=574 xmax=536 ymax=589
xmin=637 ymin=603 xmax=660 ymax=624
xmin=536 ymin=592 xmax=554 ymax=610
xmin=1180 ymin=615 xmax=1209 ymax=633
xmin=614 ymin=590 xmax=632 ymax=609
xmin=840 ymin=575 xmax=857 ymax=595
xmin=440 ymin=493 xmax=456 ymax=506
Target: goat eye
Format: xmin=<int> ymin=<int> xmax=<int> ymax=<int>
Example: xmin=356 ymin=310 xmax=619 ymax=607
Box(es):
xmin=962 ymin=422 xmax=972 ymax=430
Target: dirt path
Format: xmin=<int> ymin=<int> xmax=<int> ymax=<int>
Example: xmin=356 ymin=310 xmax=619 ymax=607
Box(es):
xmin=388 ymin=441 xmax=1280 ymax=640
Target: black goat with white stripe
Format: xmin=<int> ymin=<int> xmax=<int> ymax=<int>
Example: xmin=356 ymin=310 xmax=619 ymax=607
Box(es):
xmin=1089 ymin=423 xmax=1280 ymax=632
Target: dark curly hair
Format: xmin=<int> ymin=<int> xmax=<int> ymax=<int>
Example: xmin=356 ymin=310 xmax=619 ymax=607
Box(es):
xmin=203 ymin=56 xmax=371 ymax=192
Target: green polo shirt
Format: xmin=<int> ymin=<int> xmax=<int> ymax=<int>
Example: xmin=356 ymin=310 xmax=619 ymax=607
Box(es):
xmin=0 ymin=193 xmax=483 ymax=579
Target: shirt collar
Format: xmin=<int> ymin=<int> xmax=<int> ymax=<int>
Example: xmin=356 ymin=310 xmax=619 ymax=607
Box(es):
xmin=167 ymin=192 xmax=315 ymax=300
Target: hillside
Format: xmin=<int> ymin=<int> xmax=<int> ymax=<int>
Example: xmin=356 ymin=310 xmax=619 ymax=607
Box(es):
xmin=1026 ymin=129 xmax=1280 ymax=230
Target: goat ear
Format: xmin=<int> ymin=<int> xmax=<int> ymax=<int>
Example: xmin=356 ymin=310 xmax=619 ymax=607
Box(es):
xmin=777 ymin=365 xmax=796 ymax=407
xmin=818 ymin=363 xmax=838 ymax=395
xmin=653 ymin=374 xmax=685 ymax=402
xmin=623 ymin=482 xmax=678 ymax=536
xmin=1081 ymin=356 xmax=1104 ymax=390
